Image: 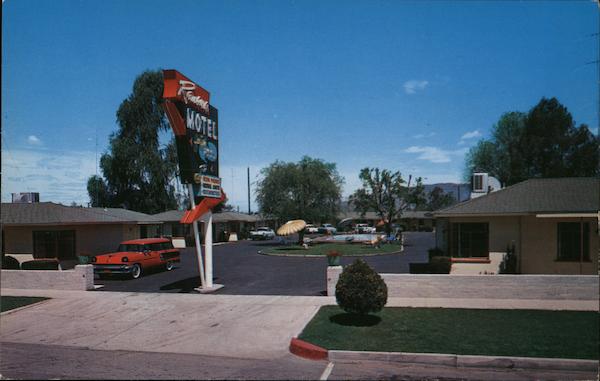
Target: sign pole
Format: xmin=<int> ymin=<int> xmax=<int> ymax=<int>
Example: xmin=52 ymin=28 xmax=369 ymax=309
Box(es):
xmin=188 ymin=184 xmax=206 ymax=289
xmin=204 ymin=211 xmax=214 ymax=288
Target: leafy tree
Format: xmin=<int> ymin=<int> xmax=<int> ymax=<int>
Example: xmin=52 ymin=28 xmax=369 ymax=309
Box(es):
xmin=213 ymin=203 xmax=236 ymax=213
xmin=87 ymin=70 xmax=179 ymax=213
xmin=465 ymin=98 xmax=599 ymax=185
xmin=350 ymin=168 xmax=426 ymax=235
xmin=87 ymin=175 xmax=111 ymax=207
xmin=426 ymin=186 xmax=455 ymax=211
xmin=256 ymin=156 xmax=344 ymax=226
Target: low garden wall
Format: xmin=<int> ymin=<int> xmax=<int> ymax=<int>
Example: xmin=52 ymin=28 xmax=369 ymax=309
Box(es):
xmin=327 ymin=272 xmax=599 ymax=300
xmin=381 ymin=274 xmax=599 ymax=300
xmin=1 ymin=265 xmax=95 ymax=291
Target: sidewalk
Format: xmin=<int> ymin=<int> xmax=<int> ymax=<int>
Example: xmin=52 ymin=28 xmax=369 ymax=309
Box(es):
xmin=1 ymin=289 xmax=596 ymax=362
xmin=1 ymin=289 xmax=329 ymax=360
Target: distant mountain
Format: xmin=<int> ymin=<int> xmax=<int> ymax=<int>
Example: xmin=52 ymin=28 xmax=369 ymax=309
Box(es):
xmin=340 ymin=182 xmax=471 ymax=212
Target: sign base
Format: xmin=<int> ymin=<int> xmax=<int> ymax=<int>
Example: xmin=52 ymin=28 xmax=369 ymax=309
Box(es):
xmin=194 ymin=284 xmax=224 ymax=294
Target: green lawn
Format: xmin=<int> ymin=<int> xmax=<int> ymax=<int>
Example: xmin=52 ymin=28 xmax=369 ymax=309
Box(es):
xmin=261 ymin=242 xmax=402 ymax=256
xmin=1 ymin=296 xmax=49 ymax=312
xmin=299 ymin=306 xmax=599 ymax=360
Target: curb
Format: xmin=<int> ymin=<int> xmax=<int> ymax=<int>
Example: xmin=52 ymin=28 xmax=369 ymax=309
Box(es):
xmin=327 ymin=350 xmax=598 ymax=372
xmin=289 ymin=339 xmax=597 ymax=371
xmin=257 ymin=250 xmax=404 ymax=258
xmin=289 ymin=338 xmax=328 ymax=360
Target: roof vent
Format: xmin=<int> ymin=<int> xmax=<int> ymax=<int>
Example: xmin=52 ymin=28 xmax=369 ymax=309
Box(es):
xmin=470 ymin=173 xmax=501 ymax=199
xmin=11 ymin=192 xmax=40 ymax=203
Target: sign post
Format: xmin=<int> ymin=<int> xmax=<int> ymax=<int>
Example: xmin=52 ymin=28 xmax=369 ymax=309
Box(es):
xmin=162 ymin=69 xmax=224 ymax=293
xmin=203 ymin=211 xmax=214 ymax=288
xmin=187 ymin=184 xmax=206 ymax=289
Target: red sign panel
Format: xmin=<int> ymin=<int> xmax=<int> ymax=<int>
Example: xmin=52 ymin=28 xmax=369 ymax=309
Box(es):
xmin=162 ymin=70 xmax=220 ymax=201
xmin=163 ymin=69 xmax=210 ymax=116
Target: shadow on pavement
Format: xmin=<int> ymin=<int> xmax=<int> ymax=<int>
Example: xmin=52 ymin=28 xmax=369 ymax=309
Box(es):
xmin=329 ymin=313 xmax=382 ymax=327
xmin=160 ymin=276 xmax=221 ymax=293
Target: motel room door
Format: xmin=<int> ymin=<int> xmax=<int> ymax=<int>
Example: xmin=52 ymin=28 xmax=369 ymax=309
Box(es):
xmin=452 ymin=223 xmax=489 ymax=258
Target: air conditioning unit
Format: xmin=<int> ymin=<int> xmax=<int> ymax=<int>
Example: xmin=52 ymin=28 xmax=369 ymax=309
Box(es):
xmin=11 ymin=192 xmax=40 ymax=203
xmin=470 ymin=173 xmax=501 ymax=199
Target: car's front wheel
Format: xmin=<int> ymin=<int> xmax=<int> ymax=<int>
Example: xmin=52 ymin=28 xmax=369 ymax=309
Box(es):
xmin=131 ymin=264 xmax=142 ymax=279
xmin=165 ymin=261 xmax=174 ymax=271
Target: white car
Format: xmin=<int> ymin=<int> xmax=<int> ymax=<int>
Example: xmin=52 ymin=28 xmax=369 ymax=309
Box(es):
xmin=249 ymin=227 xmax=276 ymax=240
xmin=355 ymin=224 xmax=376 ymax=234
xmin=318 ymin=224 xmax=337 ymax=235
xmin=305 ymin=224 xmax=319 ymax=234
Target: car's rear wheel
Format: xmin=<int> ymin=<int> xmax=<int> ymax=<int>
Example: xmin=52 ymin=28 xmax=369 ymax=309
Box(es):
xmin=131 ymin=264 xmax=142 ymax=279
xmin=165 ymin=261 xmax=174 ymax=271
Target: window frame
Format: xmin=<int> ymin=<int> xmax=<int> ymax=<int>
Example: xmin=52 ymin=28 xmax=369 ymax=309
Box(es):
xmin=556 ymin=221 xmax=590 ymax=262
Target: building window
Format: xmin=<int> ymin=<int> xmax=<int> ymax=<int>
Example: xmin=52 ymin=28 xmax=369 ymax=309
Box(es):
xmin=451 ymin=223 xmax=489 ymax=258
xmin=557 ymin=222 xmax=590 ymax=261
xmin=33 ymin=230 xmax=76 ymax=259
xmin=473 ymin=175 xmax=483 ymax=191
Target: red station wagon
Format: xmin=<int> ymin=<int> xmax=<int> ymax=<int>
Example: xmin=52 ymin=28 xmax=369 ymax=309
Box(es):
xmin=92 ymin=238 xmax=181 ymax=279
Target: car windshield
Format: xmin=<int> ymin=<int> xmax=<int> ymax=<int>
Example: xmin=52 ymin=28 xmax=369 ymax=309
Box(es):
xmin=258 ymin=228 xmax=270 ymax=231
xmin=117 ymin=244 xmax=141 ymax=252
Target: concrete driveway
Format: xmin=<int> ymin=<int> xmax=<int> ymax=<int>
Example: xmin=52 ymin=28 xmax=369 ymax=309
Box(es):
xmin=0 ymin=290 xmax=330 ymax=360
xmin=98 ymin=232 xmax=433 ymax=295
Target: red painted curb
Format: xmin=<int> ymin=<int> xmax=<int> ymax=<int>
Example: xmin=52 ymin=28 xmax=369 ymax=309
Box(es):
xmin=289 ymin=337 xmax=328 ymax=360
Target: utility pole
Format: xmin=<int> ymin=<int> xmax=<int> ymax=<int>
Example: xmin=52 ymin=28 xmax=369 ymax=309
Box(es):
xmin=247 ymin=167 xmax=251 ymax=214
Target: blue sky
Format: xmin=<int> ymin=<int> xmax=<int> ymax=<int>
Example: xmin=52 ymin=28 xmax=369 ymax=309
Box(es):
xmin=2 ymin=0 xmax=598 ymax=210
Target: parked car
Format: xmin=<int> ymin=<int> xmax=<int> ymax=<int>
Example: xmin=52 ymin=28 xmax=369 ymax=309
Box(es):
xmin=355 ymin=223 xmax=376 ymax=234
xmin=249 ymin=227 xmax=276 ymax=240
xmin=305 ymin=224 xmax=319 ymax=234
xmin=92 ymin=238 xmax=180 ymax=279
xmin=318 ymin=223 xmax=337 ymax=235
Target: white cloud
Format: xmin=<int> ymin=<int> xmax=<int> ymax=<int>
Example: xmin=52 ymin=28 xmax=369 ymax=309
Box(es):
xmin=413 ymin=132 xmax=436 ymax=139
xmin=2 ymin=148 xmax=96 ymax=205
xmin=460 ymin=130 xmax=482 ymax=140
xmin=403 ymin=80 xmax=429 ymax=95
xmin=404 ymin=146 xmax=468 ymax=164
xmin=27 ymin=135 xmax=42 ymax=145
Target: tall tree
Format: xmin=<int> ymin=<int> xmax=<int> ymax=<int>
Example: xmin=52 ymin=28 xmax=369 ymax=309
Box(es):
xmin=350 ymin=168 xmax=426 ymax=235
xmin=87 ymin=175 xmax=111 ymax=207
xmin=87 ymin=70 xmax=179 ymax=213
xmin=465 ymin=98 xmax=599 ymax=185
xmin=256 ymin=156 xmax=344 ymax=225
xmin=426 ymin=186 xmax=455 ymax=211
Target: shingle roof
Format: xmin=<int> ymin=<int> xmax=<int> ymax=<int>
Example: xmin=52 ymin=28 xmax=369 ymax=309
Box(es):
xmin=1 ymin=202 xmax=159 ymax=226
xmin=435 ymin=177 xmax=599 ymax=216
xmin=89 ymin=208 xmax=161 ymax=223
xmin=153 ymin=210 xmax=266 ymax=223
xmin=337 ymin=211 xmax=433 ymax=221
xmin=152 ymin=210 xmax=185 ymax=222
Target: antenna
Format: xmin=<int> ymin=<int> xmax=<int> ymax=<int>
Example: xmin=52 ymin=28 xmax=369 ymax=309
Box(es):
xmin=247 ymin=167 xmax=251 ymax=214
xmin=95 ymin=125 xmax=99 ymax=206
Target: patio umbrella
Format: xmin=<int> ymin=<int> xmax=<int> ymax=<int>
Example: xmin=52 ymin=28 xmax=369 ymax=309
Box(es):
xmin=338 ymin=218 xmax=353 ymax=226
xmin=277 ymin=219 xmax=307 ymax=236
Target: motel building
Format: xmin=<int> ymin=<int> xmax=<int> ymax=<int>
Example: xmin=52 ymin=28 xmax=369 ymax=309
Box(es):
xmin=434 ymin=177 xmax=598 ymax=275
xmin=1 ymin=198 xmax=271 ymax=268
xmin=1 ymin=201 xmax=163 ymax=268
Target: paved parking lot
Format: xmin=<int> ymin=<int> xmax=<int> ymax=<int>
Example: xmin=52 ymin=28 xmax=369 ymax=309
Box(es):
xmin=98 ymin=232 xmax=433 ymax=295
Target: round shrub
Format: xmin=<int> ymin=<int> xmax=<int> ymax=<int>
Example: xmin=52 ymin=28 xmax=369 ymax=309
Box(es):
xmin=2 ymin=255 xmax=21 ymax=269
xmin=335 ymin=259 xmax=388 ymax=315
